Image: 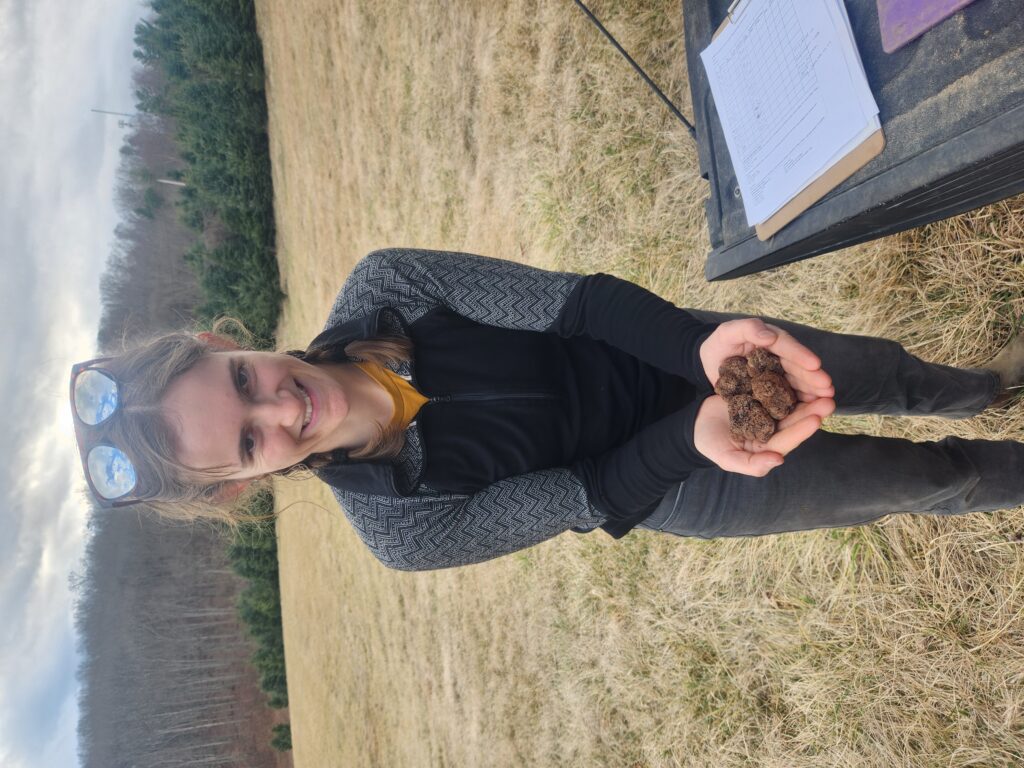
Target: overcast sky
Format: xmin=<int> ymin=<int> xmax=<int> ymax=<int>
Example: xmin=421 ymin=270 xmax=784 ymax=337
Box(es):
xmin=0 ymin=1 xmax=146 ymax=765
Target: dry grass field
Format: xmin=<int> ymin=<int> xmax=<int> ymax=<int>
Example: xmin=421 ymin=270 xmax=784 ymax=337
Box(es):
xmin=253 ymin=1 xmax=1024 ymax=765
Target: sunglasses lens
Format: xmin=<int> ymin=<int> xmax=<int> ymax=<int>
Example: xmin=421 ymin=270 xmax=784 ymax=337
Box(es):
xmin=74 ymin=369 xmax=119 ymax=426
xmin=87 ymin=445 xmax=137 ymax=500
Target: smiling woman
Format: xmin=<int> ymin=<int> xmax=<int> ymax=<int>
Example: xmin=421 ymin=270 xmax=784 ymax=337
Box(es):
xmin=69 ymin=247 xmax=1024 ymax=568
xmin=162 ymin=350 xmax=395 ymax=482
xmin=69 ymin=319 xmax=414 ymax=521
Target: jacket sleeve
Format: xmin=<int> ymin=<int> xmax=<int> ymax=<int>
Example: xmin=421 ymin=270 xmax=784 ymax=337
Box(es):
xmin=329 ymin=469 xmax=604 ymax=572
xmin=571 ymin=400 xmax=716 ymax=536
xmin=551 ymin=271 xmax=719 ymax=388
xmin=327 ymin=248 xmax=718 ymax=386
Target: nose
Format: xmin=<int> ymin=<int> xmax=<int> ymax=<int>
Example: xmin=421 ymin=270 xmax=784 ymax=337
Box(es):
xmin=251 ymin=388 xmax=304 ymax=433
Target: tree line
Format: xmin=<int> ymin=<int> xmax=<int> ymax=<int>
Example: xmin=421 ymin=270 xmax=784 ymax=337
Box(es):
xmin=97 ymin=75 xmax=200 ymax=350
xmin=133 ymin=0 xmax=282 ymax=342
xmin=128 ymin=0 xmax=293 ymax=747
xmin=81 ymin=0 xmax=292 ymax=761
xmin=228 ymin=491 xmax=289 ymax=712
xmin=75 ymin=510 xmax=288 ymax=767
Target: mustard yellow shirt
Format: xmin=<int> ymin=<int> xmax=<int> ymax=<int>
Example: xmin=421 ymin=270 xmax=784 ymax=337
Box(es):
xmin=353 ymin=361 xmax=428 ymax=430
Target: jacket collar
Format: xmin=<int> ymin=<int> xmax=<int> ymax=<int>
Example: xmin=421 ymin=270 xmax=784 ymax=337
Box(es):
xmin=315 ymin=459 xmax=406 ymax=497
xmin=304 ymin=306 xmax=388 ymax=361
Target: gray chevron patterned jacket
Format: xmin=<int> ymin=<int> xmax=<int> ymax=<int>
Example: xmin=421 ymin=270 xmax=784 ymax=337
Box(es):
xmin=312 ymin=248 xmax=718 ymax=571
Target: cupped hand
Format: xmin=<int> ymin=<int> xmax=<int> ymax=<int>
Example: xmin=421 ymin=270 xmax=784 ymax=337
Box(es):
xmin=700 ymin=318 xmax=834 ymax=402
xmin=693 ymin=394 xmax=836 ymax=476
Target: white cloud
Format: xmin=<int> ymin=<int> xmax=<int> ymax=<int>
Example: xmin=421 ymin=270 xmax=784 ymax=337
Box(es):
xmin=0 ymin=0 xmax=148 ymax=765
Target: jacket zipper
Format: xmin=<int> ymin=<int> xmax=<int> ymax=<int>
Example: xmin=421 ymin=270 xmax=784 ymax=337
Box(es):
xmin=407 ymin=391 xmax=557 ymax=494
xmin=384 ymin=308 xmax=559 ymax=492
xmin=426 ymin=391 xmax=558 ymax=404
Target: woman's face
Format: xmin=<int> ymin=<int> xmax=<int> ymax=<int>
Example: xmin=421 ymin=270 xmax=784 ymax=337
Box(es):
xmin=161 ymin=350 xmax=353 ymax=481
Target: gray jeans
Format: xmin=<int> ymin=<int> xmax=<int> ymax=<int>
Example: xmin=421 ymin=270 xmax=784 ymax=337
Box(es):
xmin=638 ymin=311 xmax=1018 ymax=538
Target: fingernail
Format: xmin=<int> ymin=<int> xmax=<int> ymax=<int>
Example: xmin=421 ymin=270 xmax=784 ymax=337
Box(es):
xmin=758 ymin=330 xmax=774 ymax=339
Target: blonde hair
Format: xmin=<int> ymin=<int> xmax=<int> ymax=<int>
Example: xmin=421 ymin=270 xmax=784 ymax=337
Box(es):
xmin=104 ymin=318 xmax=413 ymax=524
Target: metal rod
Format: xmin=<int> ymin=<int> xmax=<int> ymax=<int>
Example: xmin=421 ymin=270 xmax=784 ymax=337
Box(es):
xmin=91 ymin=108 xmax=136 ymax=118
xmin=571 ymin=0 xmax=696 ymax=138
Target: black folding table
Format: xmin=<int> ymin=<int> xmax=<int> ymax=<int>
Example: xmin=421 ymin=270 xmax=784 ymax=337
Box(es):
xmin=682 ymin=0 xmax=1024 ymax=280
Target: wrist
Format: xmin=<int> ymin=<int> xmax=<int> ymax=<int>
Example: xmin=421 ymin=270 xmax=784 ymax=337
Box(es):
xmin=693 ymin=325 xmax=720 ymax=394
xmin=687 ymin=396 xmax=720 ymax=468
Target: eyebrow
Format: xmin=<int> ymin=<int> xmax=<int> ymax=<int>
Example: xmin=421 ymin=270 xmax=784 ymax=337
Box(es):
xmin=229 ymin=357 xmax=251 ymax=469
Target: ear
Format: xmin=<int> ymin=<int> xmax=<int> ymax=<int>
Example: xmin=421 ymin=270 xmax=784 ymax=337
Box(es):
xmin=197 ymin=331 xmax=241 ymax=351
xmin=210 ymin=479 xmax=253 ymax=504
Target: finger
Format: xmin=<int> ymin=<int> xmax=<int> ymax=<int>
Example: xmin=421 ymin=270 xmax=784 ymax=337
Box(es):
xmin=763 ymin=414 xmax=822 ymax=455
xmin=784 ymin=368 xmax=835 ymax=398
xmin=794 ymin=387 xmax=833 ymax=403
xmin=763 ymin=324 xmax=823 ymax=371
xmin=777 ymin=398 xmax=835 ymax=429
xmin=725 ymin=317 xmax=777 ymax=347
xmin=718 ymin=447 xmax=784 ymax=477
xmin=784 ymin=365 xmax=832 ymax=389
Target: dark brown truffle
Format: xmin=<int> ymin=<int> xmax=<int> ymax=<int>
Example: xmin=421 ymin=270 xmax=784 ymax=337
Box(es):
xmin=715 ymin=373 xmax=752 ymax=397
xmin=720 ymin=350 xmax=798 ymax=444
xmin=716 ymin=371 xmax=753 ymax=397
xmin=720 ymin=356 xmax=750 ymax=379
xmin=726 ymin=394 xmax=776 ymax=443
xmin=715 ymin=356 xmax=753 ymax=397
xmin=747 ymin=347 xmax=785 ymax=377
xmin=751 ymin=370 xmax=798 ymax=420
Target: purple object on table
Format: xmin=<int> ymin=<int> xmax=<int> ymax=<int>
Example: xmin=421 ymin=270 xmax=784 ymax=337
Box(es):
xmin=877 ymin=0 xmax=981 ymax=53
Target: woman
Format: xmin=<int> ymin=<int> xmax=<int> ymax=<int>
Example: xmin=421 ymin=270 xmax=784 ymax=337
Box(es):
xmin=70 ymin=248 xmax=1024 ymax=571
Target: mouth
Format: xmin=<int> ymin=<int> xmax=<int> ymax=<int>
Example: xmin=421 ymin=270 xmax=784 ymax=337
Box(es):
xmin=297 ymin=381 xmax=316 ymax=435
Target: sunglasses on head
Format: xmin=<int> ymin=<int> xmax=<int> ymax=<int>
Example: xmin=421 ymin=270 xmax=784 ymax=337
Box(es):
xmin=70 ymin=358 xmax=142 ymax=508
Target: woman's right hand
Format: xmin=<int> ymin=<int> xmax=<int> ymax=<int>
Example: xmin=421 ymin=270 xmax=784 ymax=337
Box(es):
xmin=693 ymin=395 xmax=836 ymax=477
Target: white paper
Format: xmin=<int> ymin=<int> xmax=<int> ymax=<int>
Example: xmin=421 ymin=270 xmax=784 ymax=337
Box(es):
xmin=700 ymin=0 xmax=880 ymax=225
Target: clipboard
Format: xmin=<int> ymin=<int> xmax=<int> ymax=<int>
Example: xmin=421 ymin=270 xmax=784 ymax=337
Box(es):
xmin=711 ymin=0 xmax=886 ymax=241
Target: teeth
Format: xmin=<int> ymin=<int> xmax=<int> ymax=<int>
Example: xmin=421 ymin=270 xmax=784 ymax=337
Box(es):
xmin=298 ymin=384 xmax=312 ymax=428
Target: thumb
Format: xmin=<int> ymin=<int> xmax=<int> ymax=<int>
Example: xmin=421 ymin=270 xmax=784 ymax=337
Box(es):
xmin=720 ymin=447 xmax=784 ymax=476
xmin=733 ymin=318 xmax=776 ymax=345
xmin=746 ymin=451 xmax=784 ymax=476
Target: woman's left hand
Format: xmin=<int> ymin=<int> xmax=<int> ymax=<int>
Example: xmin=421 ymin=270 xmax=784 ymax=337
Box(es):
xmin=693 ymin=394 xmax=835 ymax=476
xmin=699 ymin=318 xmax=834 ymax=402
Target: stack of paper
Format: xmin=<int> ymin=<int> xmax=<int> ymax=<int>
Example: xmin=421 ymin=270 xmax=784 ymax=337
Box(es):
xmin=700 ymin=0 xmax=881 ymax=232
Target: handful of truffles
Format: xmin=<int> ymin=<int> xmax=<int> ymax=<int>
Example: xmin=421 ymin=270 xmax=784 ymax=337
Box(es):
xmin=714 ymin=348 xmax=798 ymax=443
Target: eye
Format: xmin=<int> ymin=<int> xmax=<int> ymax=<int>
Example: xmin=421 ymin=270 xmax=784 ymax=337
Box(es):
xmin=244 ymin=433 xmax=256 ymax=457
xmin=237 ymin=362 xmax=251 ymax=393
